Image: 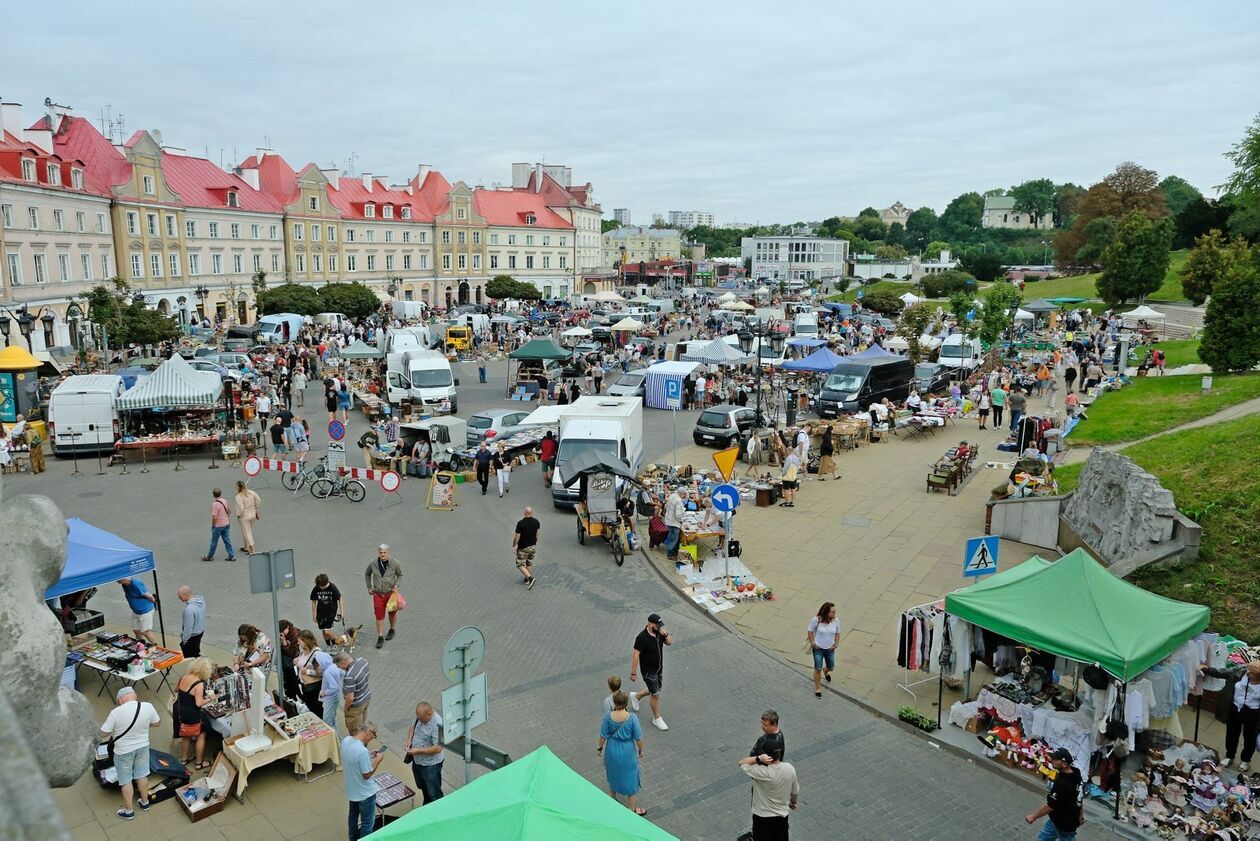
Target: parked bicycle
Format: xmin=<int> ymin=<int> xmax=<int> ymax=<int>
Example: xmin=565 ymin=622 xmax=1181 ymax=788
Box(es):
xmin=310 ymin=471 xmax=366 ymax=502
xmin=282 ymin=456 xmax=330 ymax=492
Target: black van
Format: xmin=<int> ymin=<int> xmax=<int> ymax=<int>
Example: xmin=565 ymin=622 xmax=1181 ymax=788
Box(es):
xmin=816 ymin=356 xmax=915 ymax=417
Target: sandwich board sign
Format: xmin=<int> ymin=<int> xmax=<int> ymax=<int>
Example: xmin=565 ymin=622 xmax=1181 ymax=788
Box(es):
xmin=964 ymin=536 xmax=999 ymax=578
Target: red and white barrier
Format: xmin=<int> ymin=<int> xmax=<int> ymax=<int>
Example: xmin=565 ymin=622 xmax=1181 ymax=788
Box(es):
xmin=339 ymin=466 xmax=403 ymax=494
xmin=243 ymin=455 xmax=303 ymax=476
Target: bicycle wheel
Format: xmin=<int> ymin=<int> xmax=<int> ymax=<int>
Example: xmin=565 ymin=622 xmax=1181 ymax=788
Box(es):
xmin=612 ymin=536 xmax=625 ymax=566
xmin=282 ymin=471 xmax=304 ymax=491
xmin=345 ymin=480 xmax=367 ymax=503
xmin=310 ymin=477 xmax=334 ymax=499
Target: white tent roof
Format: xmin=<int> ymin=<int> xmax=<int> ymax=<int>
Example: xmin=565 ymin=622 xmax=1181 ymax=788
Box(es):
xmin=1014 ymin=308 xmax=1034 ymax=320
xmin=718 ymin=291 xmax=737 ymax=301
xmin=755 ymin=286 xmax=769 ymax=295
xmin=590 ymin=290 xmax=625 ymax=302
xmin=519 ymin=405 xmax=565 ymax=426
xmin=1122 ymin=305 xmax=1166 ymax=321
xmin=562 ymin=326 xmax=593 ymax=337
xmin=720 ymin=301 xmax=754 ymax=311
xmin=115 ymin=354 xmax=222 ymax=411
xmin=900 ymin=292 xmax=923 ymax=304
xmin=609 ymin=317 xmax=644 ymax=332
xmin=681 ymin=338 xmax=754 ymax=366
xmin=646 ymin=360 xmax=700 ymax=376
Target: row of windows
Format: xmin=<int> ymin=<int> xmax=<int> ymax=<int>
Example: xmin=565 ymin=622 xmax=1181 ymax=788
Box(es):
xmin=18 ymin=158 xmax=86 ymax=190
xmin=2 ymin=204 xmax=107 ymax=234
xmin=5 ymin=251 xmax=110 ymax=286
xmin=128 ymin=250 xmax=282 ymax=279
xmin=123 ymin=212 xmax=282 ymax=241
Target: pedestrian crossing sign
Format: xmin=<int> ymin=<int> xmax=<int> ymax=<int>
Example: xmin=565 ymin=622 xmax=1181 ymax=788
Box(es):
xmin=964 ymin=536 xmax=999 ymax=578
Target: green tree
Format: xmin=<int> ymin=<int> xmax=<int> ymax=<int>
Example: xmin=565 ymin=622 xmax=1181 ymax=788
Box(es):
xmin=898 ymin=303 xmax=933 ymax=362
xmin=948 ymin=291 xmax=976 ymax=334
xmin=1054 ymin=183 xmax=1085 ymax=228
xmin=1011 ymin=179 xmax=1057 ymax=226
xmin=80 ymin=278 xmax=131 ymax=350
xmin=852 ymin=215 xmax=887 ymax=241
xmin=921 ymin=269 xmax=975 ymax=298
xmin=937 ymin=192 xmax=985 ymax=241
xmin=958 ymin=249 xmax=1006 ymax=283
xmin=816 ymin=216 xmax=844 ymax=237
xmin=601 ymin=219 xmax=621 ymax=233
xmin=857 ymin=207 xmax=880 ymax=218
xmin=874 ymin=243 xmax=908 ymax=260
xmin=832 ymin=228 xmax=870 ymax=254
xmin=976 ymin=282 xmax=1022 ymax=346
xmin=885 ymin=221 xmax=907 ymax=247
xmin=1174 ymin=196 xmax=1231 ymax=249
xmin=905 ymin=207 xmax=938 ymax=246
xmin=1158 ymin=175 xmax=1202 ymax=217
xmin=251 ymin=270 xmax=268 ymax=297
xmin=123 ymin=306 xmax=179 ymax=345
xmin=1198 ymin=252 xmax=1260 ymax=372
xmin=1074 ymin=216 xmax=1118 ymax=266
xmin=922 ymin=240 xmax=951 ymax=259
xmin=1095 ymin=212 xmax=1174 ymax=305
xmin=318 ymin=282 xmax=382 ymax=319
xmin=859 ymin=288 xmax=904 ymax=315
xmin=256 ymin=282 xmax=322 ymax=316
xmin=485 ymin=274 xmax=541 ymax=300
xmin=1053 ymin=163 xmax=1167 ymax=269
xmin=1181 ymin=230 xmax=1252 ymax=306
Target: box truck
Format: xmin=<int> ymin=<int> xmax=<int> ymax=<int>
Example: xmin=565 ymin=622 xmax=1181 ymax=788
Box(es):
xmin=549 ymin=397 xmax=643 ymax=508
xmin=385 ymin=349 xmax=460 ymax=414
xmin=47 ymin=375 xmax=126 ymax=455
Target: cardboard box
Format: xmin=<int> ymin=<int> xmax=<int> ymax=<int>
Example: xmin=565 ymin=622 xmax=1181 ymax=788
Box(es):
xmin=964 ymin=715 xmax=991 ymax=734
xmin=176 ymin=753 xmax=237 ymax=822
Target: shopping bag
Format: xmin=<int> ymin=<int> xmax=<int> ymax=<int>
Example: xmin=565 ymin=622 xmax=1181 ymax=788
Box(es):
xmin=386 ymin=591 xmax=406 ymax=612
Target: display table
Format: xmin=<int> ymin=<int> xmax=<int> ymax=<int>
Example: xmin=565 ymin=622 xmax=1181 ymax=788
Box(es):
xmin=73 ymin=642 xmax=182 ymax=698
xmin=372 ymin=772 xmax=416 ymax=816
xmin=223 ymin=726 xmax=300 ymax=797
xmin=220 ymin=714 xmax=339 ymax=795
xmin=116 ymin=435 xmax=218 ymax=451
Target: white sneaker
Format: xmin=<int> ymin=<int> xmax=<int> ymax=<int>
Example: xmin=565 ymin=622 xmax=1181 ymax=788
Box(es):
xmin=1242 ymin=762 xmax=1251 ymax=772
xmin=1223 ymin=757 xmax=1234 ymax=768
xmin=630 ymin=694 xmax=640 ymax=712
xmin=652 ymin=717 xmax=668 ymax=731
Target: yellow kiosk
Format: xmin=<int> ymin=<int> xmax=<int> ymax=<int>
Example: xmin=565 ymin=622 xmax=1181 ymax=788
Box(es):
xmin=0 ymin=345 xmax=46 ymax=440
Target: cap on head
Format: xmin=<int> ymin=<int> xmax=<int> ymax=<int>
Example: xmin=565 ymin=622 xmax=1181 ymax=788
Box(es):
xmin=647 ymin=612 xmax=663 ymax=625
xmin=1051 ymin=747 xmax=1073 ymax=764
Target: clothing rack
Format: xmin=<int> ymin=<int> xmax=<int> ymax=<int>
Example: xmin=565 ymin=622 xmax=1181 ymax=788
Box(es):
xmin=897 ymin=600 xmax=944 ymax=701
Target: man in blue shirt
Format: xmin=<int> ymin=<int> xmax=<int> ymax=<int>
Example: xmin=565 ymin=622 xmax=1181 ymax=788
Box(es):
xmin=119 ymin=577 xmax=157 ymax=645
xmin=319 ymin=657 xmax=344 ymax=732
xmin=341 ymin=722 xmax=385 ymax=840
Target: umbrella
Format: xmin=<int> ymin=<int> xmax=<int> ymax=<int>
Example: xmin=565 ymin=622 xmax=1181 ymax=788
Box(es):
xmin=609 ymin=317 xmax=644 ymax=332
xmin=562 ymin=326 xmax=593 ymax=338
xmin=591 ymin=290 xmax=625 ymax=303
xmin=720 ymin=301 xmax=754 ymax=311
xmin=561 ymin=451 xmax=636 ymax=487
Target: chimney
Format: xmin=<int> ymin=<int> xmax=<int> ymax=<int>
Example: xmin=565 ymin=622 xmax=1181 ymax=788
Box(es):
xmin=940 ymin=249 xmax=951 ymax=263
xmin=237 ymin=165 xmax=260 ymax=190
xmin=362 ymin=172 xmax=373 ymax=192
xmin=320 ymin=167 xmax=340 ymax=189
xmin=511 ymin=163 xmax=531 ymax=189
xmin=161 ymin=145 xmax=187 ymax=156
xmin=256 ymin=147 xmax=274 ymax=161
xmin=375 ymin=176 xmax=388 ymax=191
xmin=534 ymin=163 xmax=543 ymax=193
xmin=417 ymin=163 xmax=432 ymax=182
xmin=25 ymin=125 xmax=53 ymax=154
xmin=0 ymin=102 xmax=24 ymax=139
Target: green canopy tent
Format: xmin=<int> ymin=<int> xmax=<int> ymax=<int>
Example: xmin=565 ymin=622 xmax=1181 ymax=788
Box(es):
xmin=506 ymin=339 xmax=571 ymax=399
xmin=944 ymin=549 xmax=1209 ymax=819
xmin=339 ymin=340 xmax=383 ymax=360
xmin=367 ymin=746 xmax=678 ymax=840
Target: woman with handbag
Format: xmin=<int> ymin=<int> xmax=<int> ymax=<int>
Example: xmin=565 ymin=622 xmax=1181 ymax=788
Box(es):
xmin=233 ymin=624 xmax=273 ymax=675
xmin=296 ymin=630 xmax=333 ymax=718
xmin=234 ymin=480 xmax=261 ymax=554
xmin=175 ymin=658 xmax=214 ymax=770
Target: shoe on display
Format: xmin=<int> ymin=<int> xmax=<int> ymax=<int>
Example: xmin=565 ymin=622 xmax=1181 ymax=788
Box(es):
xmin=376 ymin=636 xmax=384 ymax=649
xmin=652 ymin=717 xmax=668 ymax=731
xmin=631 ymin=694 xmax=640 ymax=712
xmin=386 ymin=629 xmax=395 ymax=641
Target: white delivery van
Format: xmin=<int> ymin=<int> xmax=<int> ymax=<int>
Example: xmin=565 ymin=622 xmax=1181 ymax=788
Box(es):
xmin=550 ymin=396 xmax=644 ymax=508
xmin=255 ymin=313 xmax=305 ymax=344
xmin=646 ymin=299 xmax=675 ymax=315
xmin=47 ymin=375 xmax=126 ymax=455
xmin=938 ymin=334 xmax=985 ymax=373
xmin=793 ymin=313 xmax=819 ymax=336
xmin=313 ymin=312 xmax=347 ymax=328
xmin=392 ymin=300 xmax=425 ymax=321
xmin=383 ymin=326 xmax=433 ymax=355
xmin=385 ymin=349 xmax=460 ymax=414
xmin=447 ymin=313 xmax=490 ymax=333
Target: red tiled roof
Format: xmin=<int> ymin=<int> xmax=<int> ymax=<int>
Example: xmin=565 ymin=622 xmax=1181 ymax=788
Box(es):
xmin=251 ymin=154 xmax=300 ymax=206
xmin=473 ymin=189 xmax=573 ymax=229
xmin=50 ymin=116 xmax=130 ymax=196
xmin=413 ymin=170 xmax=452 ymax=217
xmin=161 ymin=152 xmax=283 ymax=213
xmin=26 ymin=115 xmax=52 ymax=131
xmin=326 ymin=177 xmax=434 ymax=222
xmin=521 ymin=170 xmax=598 ymax=211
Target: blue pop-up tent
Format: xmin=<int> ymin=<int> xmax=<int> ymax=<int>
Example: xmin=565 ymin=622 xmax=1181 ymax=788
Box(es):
xmin=48 ymin=518 xmax=165 ymax=644
xmin=851 ymin=343 xmax=899 ymax=360
xmin=782 ymin=346 xmax=845 ymax=373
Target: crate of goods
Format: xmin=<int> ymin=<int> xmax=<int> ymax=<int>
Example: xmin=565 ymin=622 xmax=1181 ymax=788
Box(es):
xmin=62 ymin=609 xmax=104 ymax=635
xmin=177 ymin=754 xmax=237 ymax=822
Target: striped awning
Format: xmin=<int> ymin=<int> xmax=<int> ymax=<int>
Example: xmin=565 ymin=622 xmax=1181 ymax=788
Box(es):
xmin=115 ymin=354 xmax=223 ymax=410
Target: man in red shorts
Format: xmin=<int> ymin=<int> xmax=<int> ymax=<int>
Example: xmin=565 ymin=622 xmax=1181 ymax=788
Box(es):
xmin=364 ymin=545 xmax=403 ymax=650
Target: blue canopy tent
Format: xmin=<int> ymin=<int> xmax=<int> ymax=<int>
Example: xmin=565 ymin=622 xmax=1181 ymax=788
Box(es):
xmin=781 ymin=346 xmax=844 ymax=373
xmin=851 ymin=344 xmax=899 ymax=360
xmin=48 ymin=518 xmax=166 ymax=645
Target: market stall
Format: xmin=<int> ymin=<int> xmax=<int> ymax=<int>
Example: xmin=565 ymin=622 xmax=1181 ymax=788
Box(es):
xmin=114 ymin=355 xmax=225 ymax=462
xmin=643 ymin=361 xmax=699 ymax=409
xmin=680 ymin=338 xmax=753 ymax=367
xmin=505 ymin=338 xmax=570 ymax=399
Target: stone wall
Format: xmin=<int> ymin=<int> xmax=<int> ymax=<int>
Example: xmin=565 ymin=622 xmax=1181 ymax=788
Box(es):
xmin=1061 ymin=449 xmax=1183 ymax=565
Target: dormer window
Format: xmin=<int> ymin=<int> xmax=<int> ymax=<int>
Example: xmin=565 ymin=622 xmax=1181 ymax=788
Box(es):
xmin=383 ymin=205 xmax=393 ymax=219
xmin=21 ymin=159 xmax=35 ymax=181
xmin=309 ymin=196 xmax=320 ymax=211
xmin=143 ymin=175 xmax=155 ymax=194
xmin=226 ymin=190 xmax=239 ymax=208
xmin=71 ymin=169 xmax=83 ymax=189
xmin=364 ymin=203 xmax=375 ymax=218
xmin=456 ymin=207 xmax=466 ymax=220
xmin=46 ymin=164 xmax=61 ymax=185
xmin=401 ymin=206 xmax=411 ymax=220
xmin=525 ymin=213 xmax=536 ymax=225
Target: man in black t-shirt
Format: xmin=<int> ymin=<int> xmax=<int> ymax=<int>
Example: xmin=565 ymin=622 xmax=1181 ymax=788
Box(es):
xmin=1025 ymin=748 xmax=1082 ymax=839
xmin=474 ymin=442 xmax=493 ymax=495
xmin=511 ymin=506 xmax=541 ymax=589
xmin=310 ymin=573 xmax=344 ymax=648
xmin=276 ymin=404 xmax=296 ymax=448
xmin=631 ymin=613 xmax=673 ymax=731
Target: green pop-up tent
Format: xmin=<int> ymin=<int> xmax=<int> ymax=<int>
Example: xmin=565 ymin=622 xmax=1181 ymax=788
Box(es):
xmin=507 ymin=338 xmax=570 ymax=360
xmin=367 ymin=746 xmax=678 ymax=840
xmin=944 ymin=548 xmax=1209 ymax=682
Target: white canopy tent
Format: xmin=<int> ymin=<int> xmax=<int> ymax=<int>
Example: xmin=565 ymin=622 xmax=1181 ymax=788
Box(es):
xmin=718 ymin=291 xmax=738 ymax=302
xmin=590 ymin=290 xmax=625 ymax=303
xmin=720 ymin=301 xmax=754 ymax=311
xmin=1121 ymin=305 xmax=1166 ymax=325
xmin=562 ymin=326 xmax=593 ymax=338
xmin=1014 ymin=308 xmax=1035 ymax=321
xmin=609 ymin=317 xmax=644 ymax=332
xmin=900 ymin=292 xmax=924 ymax=305
xmin=681 ymin=338 xmax=754 ymax=366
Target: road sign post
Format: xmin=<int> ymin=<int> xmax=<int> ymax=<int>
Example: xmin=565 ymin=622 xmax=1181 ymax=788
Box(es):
xmin=443 ymin=626 xmax=487 ymax=785
xmin=710 ymin=484 xmax=740 ymax=588
xmin=248 ymin=548 xmax=296 ymax=705
xmin=712 ymin=445 xmax=739 ymax=482
xmin=964 ymin=536 xmax=999 ymax=578
xmin=664 ymin=378 xmax=681 ymax=466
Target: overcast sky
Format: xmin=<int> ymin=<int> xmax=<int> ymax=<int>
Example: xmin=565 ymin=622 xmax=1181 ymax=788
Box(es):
xmin=7 ymin=2 xmax=1258 ymax=224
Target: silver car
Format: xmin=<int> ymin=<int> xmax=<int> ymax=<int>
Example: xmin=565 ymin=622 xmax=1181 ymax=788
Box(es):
xmin=466 ymin=408 xmax=533 ymax=445
xmin=606 ymin=371 xmax=646 ymax=398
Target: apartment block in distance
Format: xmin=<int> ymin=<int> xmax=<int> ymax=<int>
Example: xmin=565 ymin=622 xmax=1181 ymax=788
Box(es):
xmin=741 ymin=234 xmax=849 ymax=283
xmin=668 ymin=210 xmax=713 ymax=228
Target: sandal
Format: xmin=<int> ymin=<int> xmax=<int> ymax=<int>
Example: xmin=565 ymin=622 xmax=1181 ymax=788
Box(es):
xmin=180 ymin=756 xmax=194 ymax=764
xmin=634 ymin=807 xmax=647 ymax=816
xmin=195 ymin=761 xmax=211 ymax=770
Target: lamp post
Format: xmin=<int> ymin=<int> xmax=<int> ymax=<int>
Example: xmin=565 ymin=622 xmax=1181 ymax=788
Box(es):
xmin=1041 ymin=239 xmax=1050 ymax=269
xmin=0 ymin=310 xmax=10 ymax=347
xmin=0 ymin=304 xmax=38 ymax=350
xmin=195 ymin=284 xmax=209 ymax=322
xmin=67 ymin=301 xmax=85 ymax=361
xmin=737 ymin=319 xmax=786 ymax=428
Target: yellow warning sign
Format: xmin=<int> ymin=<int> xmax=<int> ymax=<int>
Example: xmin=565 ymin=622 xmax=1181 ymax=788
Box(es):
xmin=712 ymin=446 xmax=739 ymax=482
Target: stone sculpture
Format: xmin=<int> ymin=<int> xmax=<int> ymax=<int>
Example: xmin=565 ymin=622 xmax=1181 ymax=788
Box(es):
xmin=1062 ymin=449 xmax=1179 ymax=565
xmin=0 ymin=476 xmax=97 ymax=840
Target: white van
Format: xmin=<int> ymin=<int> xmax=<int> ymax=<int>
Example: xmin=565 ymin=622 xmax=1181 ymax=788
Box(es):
xmin=793 ymin=314 xmax=819 ymax=336
xmin=549 ymin=397 xmax=644 ymax=508
xmin=256 ymin=313 xmax=305 ymax=344
xmin=47 ymin=375 xmax=125 ymax=455
xmin=313 ymin=312 xmax=347 ymax=328
xmin=938 ymin=334 xmax=985 ymax=373
xmin=386 ymin=349 xmax=460 ymax=414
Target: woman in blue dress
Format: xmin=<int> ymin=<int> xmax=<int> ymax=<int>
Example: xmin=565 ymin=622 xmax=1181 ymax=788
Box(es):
xmin=598 ymin=690 xmax=646 ymax=815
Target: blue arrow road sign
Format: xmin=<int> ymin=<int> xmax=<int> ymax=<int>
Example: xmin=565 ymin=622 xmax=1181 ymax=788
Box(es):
xmin=664 ymin=377 xmax=682 ymax=410
xmin=964 ymin=536 xmax=999 ymax=577
xmin=710 ymin=483 xmax=740 ymax=513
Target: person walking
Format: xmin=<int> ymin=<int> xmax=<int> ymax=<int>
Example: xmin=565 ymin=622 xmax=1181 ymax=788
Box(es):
xmin=292 ymin=368 xmax=307 ymax=406
xmin=807 ymin=602 xmax=840 ymax=698
xmin=743 ymin=431 xmax=762 ymax=477
xmin=175 ymin=657 xmax=213 ymax=771
xmin=405 ymin=701 xmax=445 ymax=803
xmin=290 ymin=418 xmax=310 ymax=463
xmin=990 ymin=384 xmax=1007 ymax=429
xmin=118 ymin=577 xmax=157 ymax=646
xmin=598 ymin=690 xmax=646 ymax=816
xmin=476 ymin=351 xmax=488 ymax=384
xmin=325 ymin=377 xmax=340 ymax=423
xmin=319 ymin=651 xmax=345 ymax=731
xmin=1204 ymin=660 xmax=1260 ymax=770
xmin=25 ymin=424 xmax=45 ymax=473
xmin=337 ymin=379 xmax=352 ymax=422
xmin=977 ymin=390 xmax=991 ymax=430
xmin=512 ymin=506 xmax=541 ymax=589
xmin=1024 ymin=748 xmax=1082 ymax=840
xmin=338 ymin=652 xmax=371 ymax=734
xmin=234 ymin=480 xmax=261 ymax=554
xmin=662 ymin=487 xmax=685 ymax=562
xmin=1046 ymin=377 xmax=1060 ymax=410
xmin=737 ymin=735 xmax=798 ymax=841
xmin=593 ymin=361 xmax=605 ymax=394
xmin=255 ymin=391 xmax=272 ymax=442
xmin=365 ymin=545 xmax=403 ymax=649
xmin=296 ymin=631 xmax=334 ymax=719
xmin=630 ymin=613 xmax=672 ymax=731
xmin=816 ymin=425 xmax=839 ymax=481
xmin=201 ymin=488 xmax=236 ymax=562
xmin=342 ymin=722 xmax=385 ymax=840
xmin=311 ymin=573 xmax=346 ymax=649
xmin=1007 ymin=386 xmax=1027 ymax=433
xmin=778 ymin=449 xmax=801 ymax=508
xmin=539 ymin=431 xmax=558 ymax=487
xmin=177 ymin=587 xmax=207 ymax=657
xmin=474 ymin=441 xmax=493 ymax=496
xmin=99 ymin=687 xmax=161 ymax=821
xmin=493 ymin=442 xmax=511 ymax=497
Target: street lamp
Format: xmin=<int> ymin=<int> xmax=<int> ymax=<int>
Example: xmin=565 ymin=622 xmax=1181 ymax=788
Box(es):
xmin=0 ymin=304 xmax=38 ymax=350
xmin=0 ymin=311 xmax=10 ymax=347
xmin=1041 ymin=239 xmax=1050 ymax=268
xmin=737 ymin=320 xmax=786 ymax=427
xmin=39 ymin=309 xmax=55 ymax=349
xmin=194 ymin=285 xmax=209 ymax=321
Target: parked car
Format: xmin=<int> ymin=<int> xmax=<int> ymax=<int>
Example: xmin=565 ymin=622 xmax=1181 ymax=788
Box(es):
xmin=913 ymin=362 xmax=951 ymax=395
xmin=692 ymin=404 xmax=758 ymax=448
xmin=193 ymin=346 xmax=219 ymax=358
xmin=188 ymin=359 xmax=246 ymax=382
xmin=223 ymin=338 xmax=253 ymax=352
xmin=606 ymin=371 xmax=647 ymax=398
xmin=466 ymin=408 xmax=533 ymax=445
xmin=202 ymin=352 xmax=254 ymax=376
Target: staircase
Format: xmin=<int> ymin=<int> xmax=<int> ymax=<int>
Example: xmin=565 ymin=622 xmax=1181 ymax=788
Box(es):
xmin=1148 ymin=302 xmax=1203 ymax=339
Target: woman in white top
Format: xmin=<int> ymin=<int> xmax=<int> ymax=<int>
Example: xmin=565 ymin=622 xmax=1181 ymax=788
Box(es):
xmin=807 ymin=602 xmax=840 ymax=698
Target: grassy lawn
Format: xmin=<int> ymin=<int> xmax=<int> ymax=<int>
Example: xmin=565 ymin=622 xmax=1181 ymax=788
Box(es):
xmin=1020 ymin=250 xmax=1189 ymax=302
xmin=829 ymin=280 xmax=916 ymax=303
xmin=1143 ymin=338 xmax=1201 ymax=369
xmin=1066 ymin=371 xmax=1260 ymax=446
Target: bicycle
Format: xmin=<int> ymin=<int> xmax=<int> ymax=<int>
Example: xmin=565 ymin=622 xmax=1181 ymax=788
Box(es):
xmin=282 ymin=455 xmax=330 ymax=492
xmin=310 ymin=471 xmax=367 ymax=502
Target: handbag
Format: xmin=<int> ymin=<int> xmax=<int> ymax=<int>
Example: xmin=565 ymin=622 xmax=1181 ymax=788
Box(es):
xmin=1082 ymin=664 xmax=1111 ymax=690
xmin=106 ymin=702 xmax=143 ymax=762
xmin=403 ymin=717 xmax=419 ymax=765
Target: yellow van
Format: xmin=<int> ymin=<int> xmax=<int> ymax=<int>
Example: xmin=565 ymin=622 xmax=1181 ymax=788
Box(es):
xmin=445 ymin=327 xmax=472 ymax=353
